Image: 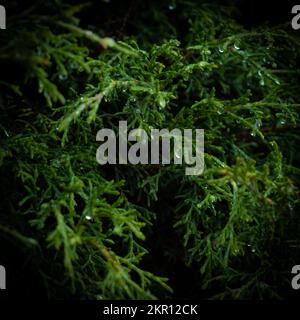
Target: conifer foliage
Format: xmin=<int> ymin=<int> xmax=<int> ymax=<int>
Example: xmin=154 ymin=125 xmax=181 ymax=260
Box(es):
xmin=0 ymin=0 xmax=300 ymax=299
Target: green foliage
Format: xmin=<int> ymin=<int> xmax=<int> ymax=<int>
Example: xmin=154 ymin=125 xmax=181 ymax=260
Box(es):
xmin=0 ymin=0 xmax=300 ymax=299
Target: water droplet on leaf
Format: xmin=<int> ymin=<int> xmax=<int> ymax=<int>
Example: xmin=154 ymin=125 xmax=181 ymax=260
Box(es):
xmin=288 ymin=202 xmax=294 ymax=210
xmin=59 ymin=74 xmax=67 ymax=81
xmin=233 ymin=43 xmax=240 ymax=50
xmin=79 ymin=104 xmax=86 ymax=111
xmin=277 ymin=119 xmax=286 ymax=126
xmin=253 ymin=119 xmax=262 ymax=129
xmin=218 ymin=46 xmax=225 ymax=53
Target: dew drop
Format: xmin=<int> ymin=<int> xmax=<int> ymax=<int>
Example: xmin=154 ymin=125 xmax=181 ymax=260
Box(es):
xmin=59 ymin=74 xmax=67 ymax=81
xmin=75 ymin=104 xmax=86 ymax=115
xmin=288 ymin=202 xmax=295 ymax=210
xmin=277 ymin=118 xmax=286 ymax=126
xmin=3 ymin=129 xmax=10 ymax=137
xmin=253 ymin=119 xmax=262 ymax=129
xmin=79 ymin=103 xmax=86 ymax=111
xmin=218 ymin=46 xmax=225 ymax=53
xmin=233 ymin=43 xmax=240 ymax=50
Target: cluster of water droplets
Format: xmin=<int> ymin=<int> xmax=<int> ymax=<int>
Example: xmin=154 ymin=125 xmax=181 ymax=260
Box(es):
xmin=218 ymin=42 xmax=240 ymax=54
xmin=247 ymin=243 xmax=256 ymax=253
xmin=129 ymin=96 xmax=137 ymax=103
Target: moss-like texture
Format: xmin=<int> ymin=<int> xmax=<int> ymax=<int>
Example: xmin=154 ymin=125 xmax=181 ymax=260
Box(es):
xmin=0 ymin=0 xmax=300 ymax=299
